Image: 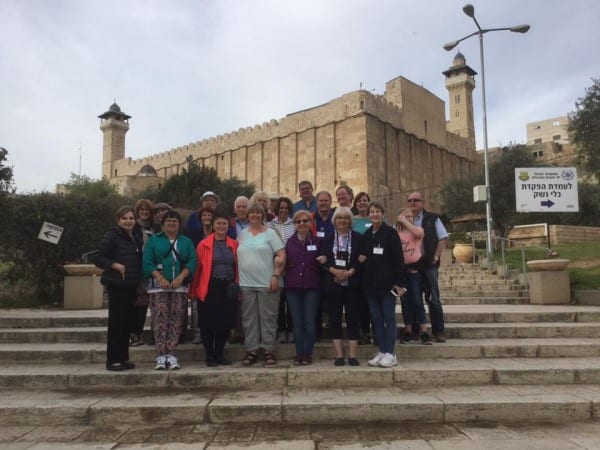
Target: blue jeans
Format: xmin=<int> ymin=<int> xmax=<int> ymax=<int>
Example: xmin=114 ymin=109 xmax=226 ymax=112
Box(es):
xmin=422 ymin=265 xmax=445 ymax=334
xmin=401 ymin=271 xmax=426 ymax=326
xmin=286 ymin=289 xmax=320 ymax=357
xmin=367 ymin=291 xmax=397 ymax=354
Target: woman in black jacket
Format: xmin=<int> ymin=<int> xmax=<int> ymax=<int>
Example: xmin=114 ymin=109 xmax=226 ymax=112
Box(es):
xmin=95 ymin=206 xmax=143 ymax=371
xmin=361 ymin=201 xmax=406 ymax=368
xmin=318 ymin=206 xmax=363 ymax=366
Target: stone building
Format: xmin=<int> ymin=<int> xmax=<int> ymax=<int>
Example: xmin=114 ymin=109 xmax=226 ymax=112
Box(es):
xmin=100 ymin=53 xmax=478 ymax=214
xmin=525 ymin=116 xmax=577 ymax=167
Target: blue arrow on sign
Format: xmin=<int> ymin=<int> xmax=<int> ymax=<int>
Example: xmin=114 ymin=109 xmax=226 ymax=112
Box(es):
xmin=541 ymin=200 xmax=555 ymax=208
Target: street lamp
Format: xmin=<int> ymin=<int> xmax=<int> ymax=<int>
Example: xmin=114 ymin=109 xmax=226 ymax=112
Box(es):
xmin=444 ymin=4 xmax=529 ymax=261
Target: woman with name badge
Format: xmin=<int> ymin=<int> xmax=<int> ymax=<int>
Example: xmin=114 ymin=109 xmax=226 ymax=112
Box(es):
xmin=361 ymin=201 xmax=406 ymax=368
xmin=318 ymin=206 xmax=363 ymax=366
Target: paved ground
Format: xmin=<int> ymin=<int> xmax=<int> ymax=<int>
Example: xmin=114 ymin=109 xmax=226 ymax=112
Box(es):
xmin=1 ymin=421 xmax=600 ymax=449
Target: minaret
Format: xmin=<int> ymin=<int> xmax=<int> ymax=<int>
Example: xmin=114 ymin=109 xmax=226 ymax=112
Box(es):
xmin=443 ymin=52 xmax=476 ymax=143
xmin=99 ymin=102 xmax=131 ymax=180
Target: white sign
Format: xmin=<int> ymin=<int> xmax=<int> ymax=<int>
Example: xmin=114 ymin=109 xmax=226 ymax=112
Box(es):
xmin=515 ymin=167 xmax=579 ymax=213
xmin=38 ymin=222 xmax=64 ymax=244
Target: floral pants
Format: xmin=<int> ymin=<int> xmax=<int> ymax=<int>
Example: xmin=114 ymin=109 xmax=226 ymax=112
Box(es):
xmin=149 ymin=291 xmax=187 ymax=356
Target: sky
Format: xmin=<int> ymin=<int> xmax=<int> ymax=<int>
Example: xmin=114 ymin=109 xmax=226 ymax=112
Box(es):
xmin=2 ymin=0 xmax=599 ymax=193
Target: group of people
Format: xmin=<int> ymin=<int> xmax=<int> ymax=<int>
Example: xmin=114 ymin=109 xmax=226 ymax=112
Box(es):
xmin=95 ymin=181 xmax=448 ymax=371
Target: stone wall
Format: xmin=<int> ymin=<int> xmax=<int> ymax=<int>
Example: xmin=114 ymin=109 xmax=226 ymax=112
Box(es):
xmin=108 ymin=78 xmax=476 ymax=216
xmin=549 ymin=225 xmax=600 ymax=245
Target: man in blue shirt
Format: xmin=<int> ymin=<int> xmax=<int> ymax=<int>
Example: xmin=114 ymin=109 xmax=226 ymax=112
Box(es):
xmin=292 ymin=180 xmax=318 ymax=214
xmin=408 ymin=191 xmax=449 ymax=342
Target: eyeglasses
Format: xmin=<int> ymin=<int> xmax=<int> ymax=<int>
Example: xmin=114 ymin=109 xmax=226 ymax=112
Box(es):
xmin=407 ymin=199 xmax=423 ymax=203
xmin=294 ymin=219 xmax=311 ymax=224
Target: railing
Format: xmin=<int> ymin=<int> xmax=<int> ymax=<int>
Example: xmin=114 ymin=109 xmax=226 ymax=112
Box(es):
xmin=494 ymin=236 xmax=554 ymax=289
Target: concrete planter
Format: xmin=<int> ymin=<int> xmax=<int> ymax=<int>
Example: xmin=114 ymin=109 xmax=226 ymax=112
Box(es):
xmin=63 ymin=265 xmax=104 ymax=309
xmin=526 ymin=259 xmax=571 ymax=305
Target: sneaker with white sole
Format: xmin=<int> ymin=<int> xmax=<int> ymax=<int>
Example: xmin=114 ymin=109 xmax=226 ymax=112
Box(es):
xmin=379 ymin=353 xmax=397 ymax=368
xmin=166 ymin=354 xmax=180 ymax=370
xmin=154 ymin=355 xmax=167 ymax=370
xmin=368 ymin=352 xmax=384 ymax=367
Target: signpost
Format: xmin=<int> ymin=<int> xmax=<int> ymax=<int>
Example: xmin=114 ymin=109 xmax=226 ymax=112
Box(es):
xmin=515 ymin=167 xmax=579 ymax=213
xmin=37 ymin=222 xmax=64 ymax=245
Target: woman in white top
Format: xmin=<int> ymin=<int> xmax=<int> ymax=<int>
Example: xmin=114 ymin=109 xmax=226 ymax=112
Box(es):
xmin=237 ymin=203 xmax=286 ymax=366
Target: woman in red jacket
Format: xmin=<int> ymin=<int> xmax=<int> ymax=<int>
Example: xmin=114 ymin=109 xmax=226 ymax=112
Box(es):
xmin=190 ymin=211 xmax=239 ymax=366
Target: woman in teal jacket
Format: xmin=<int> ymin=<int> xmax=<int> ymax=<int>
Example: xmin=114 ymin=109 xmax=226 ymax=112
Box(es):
xmin=143 ymin=210 xmax=197 ymax=370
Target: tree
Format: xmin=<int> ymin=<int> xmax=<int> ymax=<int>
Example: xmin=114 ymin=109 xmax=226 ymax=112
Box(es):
xmin=0 ymin=147 xmax=15 ymax=196
xmin=62 ymin=173 xmax=120 ymax=199
xmin=440 ymin=144 xmax=536 ymax=236
xmin=569 ymin=78 xmax=600 ymax=182
xmin=150 ymin=163 xmax=254 ymax=211
xmin=488 ymin=144 xmax=537 ymax=235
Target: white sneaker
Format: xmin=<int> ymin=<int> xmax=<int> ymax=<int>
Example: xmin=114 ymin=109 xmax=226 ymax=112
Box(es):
xmin=166 ymin=354 xmax=180 ymax=370
xmin=379 ymin=353 xmax=397 ymax=368
xmin=154 ymin=355 xmax=167 ymax=370
xmin=368 ymin=352 xmax=384 ymax=367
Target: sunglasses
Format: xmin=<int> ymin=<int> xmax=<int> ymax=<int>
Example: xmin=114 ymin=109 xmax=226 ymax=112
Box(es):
xmin=407 ymin=199 xmax=422 ymax=203
xmin=294 ymin=219 xmax=311 ymax=224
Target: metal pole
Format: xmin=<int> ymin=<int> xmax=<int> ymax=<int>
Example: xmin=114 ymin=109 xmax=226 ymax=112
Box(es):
xmin=478 ymin=32 xmax=494 ymax=261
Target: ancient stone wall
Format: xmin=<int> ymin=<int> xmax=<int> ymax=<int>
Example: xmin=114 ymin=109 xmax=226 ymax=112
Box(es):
xmin=108 ymin=80 xmax=476 ymax=217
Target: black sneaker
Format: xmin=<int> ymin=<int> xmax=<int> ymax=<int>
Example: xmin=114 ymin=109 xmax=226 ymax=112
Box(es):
xmin=400 ymin=332 xmax=413 ymax=344
xmin=421 ymin=331 xmax=433 ymax=345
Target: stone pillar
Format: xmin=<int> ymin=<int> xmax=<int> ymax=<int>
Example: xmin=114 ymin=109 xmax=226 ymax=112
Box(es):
xmin=528 ymin=271 xmax=571 ymax=305
xmin=64 ymin=275 xmax=104 ymax=309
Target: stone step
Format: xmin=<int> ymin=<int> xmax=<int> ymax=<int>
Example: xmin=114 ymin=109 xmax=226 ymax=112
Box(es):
xmin=0 ymin=384 xmax=598 ymax=426
xmin=10 ymin=304 xmax=600 ymax=329
xmin=441 ymin=289 xmax=528 ymax=297
xmin=441 ymin=286 xmax=528 ymax=294
xmin=2 ymin=321 xmax=599 ymax=343
xmin=2 ymin=338 xmax=600 ymax=363
xmin=439 ymin=280 xmax=520 ymax=288
xmin=2 ymin=357 xmax=600 ymax=391
xmin=443 ymin=296 xmax=530 ymax=305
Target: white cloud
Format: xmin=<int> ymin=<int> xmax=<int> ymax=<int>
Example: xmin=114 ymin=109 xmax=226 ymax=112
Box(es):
xmin=1 ymin=0 xmax=599 ymax=192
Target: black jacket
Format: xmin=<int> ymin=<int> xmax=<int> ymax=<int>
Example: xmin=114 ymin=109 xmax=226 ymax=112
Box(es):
xmin=361 ymin=222 xmax=406 ymax=294
xmin=319 ymin=230 xmax=363 ymax=292
xmin=95 ymin=226 xmax=143 ymax=287
xmin=421 ymin=209 xmax=443 ymax=267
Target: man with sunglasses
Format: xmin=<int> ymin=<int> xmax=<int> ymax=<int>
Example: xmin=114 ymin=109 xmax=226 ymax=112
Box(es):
xmin=407 ymin=192 xmax=448 ymax=343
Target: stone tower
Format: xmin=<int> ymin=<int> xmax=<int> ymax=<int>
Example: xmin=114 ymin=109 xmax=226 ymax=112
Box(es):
xmin=443 ymin=52 xmax=476 ymax=142
xmin=99 ymin=102 xmax=131 ymax=180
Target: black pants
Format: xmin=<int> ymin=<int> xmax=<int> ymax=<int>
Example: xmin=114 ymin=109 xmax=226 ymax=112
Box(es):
xmin=325 ymin=288 xmax=360 ymax=340
xmin=201 ymin=329 xmax=229 ymax=360
xmin=130 ymin=304 xmax=148 ymax=336
xmin=106 ymin=284 xmax=136 ymax=367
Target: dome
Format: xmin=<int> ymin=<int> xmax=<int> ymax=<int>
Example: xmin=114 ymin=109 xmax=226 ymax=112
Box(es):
xmin=98 ymin=102 xmax=131 ymax=120
xmin=138 ymin=164 xmax=157 ymax=176
xmin=452 ymin=52 xmax=466 ymax=67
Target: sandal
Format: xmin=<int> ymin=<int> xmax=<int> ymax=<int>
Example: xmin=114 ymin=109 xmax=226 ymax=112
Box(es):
xmin=264 ymin=353 xmax=277 ymax=366
xmin=241 ymin=352 xmax=257 ymax=366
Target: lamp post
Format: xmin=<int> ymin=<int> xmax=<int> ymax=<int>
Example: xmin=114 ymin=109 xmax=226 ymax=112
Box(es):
xmin=444 ymin=4 xmax=529 ymax=261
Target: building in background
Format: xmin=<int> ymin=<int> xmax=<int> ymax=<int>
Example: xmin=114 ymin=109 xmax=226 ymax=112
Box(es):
xmin=99 ymin=54 xmax=478 ymax=214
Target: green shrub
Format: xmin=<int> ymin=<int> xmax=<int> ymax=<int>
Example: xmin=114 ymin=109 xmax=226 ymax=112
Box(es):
xmin=1 ymin=193 xmax=125 ymax=305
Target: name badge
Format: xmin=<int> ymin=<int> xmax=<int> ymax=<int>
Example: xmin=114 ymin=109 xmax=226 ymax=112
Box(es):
xmin=373 ymin=247 xmax=384 ymax=255
xmin=307 ymin=245 xmax=317 ymax=251
xmin=316 ymin=231 xmax=325 ymax=238
xmin=364 ymin=223 xmax=372 ymax=228
xmin=335 ymin=259 xmax=347 ymax=267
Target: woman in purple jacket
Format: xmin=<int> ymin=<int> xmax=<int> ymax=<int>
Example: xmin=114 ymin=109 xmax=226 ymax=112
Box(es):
xmin=284 ymin=210 xmax=322 ymax=365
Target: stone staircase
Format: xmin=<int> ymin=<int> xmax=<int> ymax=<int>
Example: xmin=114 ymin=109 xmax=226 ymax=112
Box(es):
xmin=2 ymin=262 xmax=600 ymax=443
